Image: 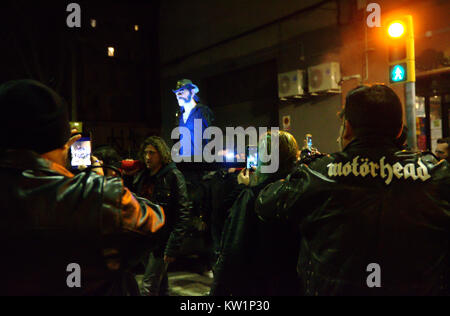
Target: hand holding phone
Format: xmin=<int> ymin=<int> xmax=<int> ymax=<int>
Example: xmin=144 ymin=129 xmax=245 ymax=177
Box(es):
xmin=237 ymin=168 xmax=251 ymax=186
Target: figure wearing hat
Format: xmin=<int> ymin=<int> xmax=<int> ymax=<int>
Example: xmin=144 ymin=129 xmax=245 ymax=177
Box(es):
xmin=173 ymin=79 xmax=214 ymax=157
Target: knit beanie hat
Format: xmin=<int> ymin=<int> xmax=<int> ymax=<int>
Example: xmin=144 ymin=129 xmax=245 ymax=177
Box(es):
xmin=0 ymin=79 xmax=71 ymax=154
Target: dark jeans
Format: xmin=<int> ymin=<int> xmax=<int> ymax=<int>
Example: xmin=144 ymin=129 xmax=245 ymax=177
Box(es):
xmin=141 ymin=252 xmax=169 ymax=296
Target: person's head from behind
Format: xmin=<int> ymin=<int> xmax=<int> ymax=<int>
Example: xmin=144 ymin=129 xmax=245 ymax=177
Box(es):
xmin=139 ymin=136 xmax=172 ymax=175
xmin=93 ymin=145 xmax=122 ymax=177
xmin=0 ymin=79 xmax=77 ymax=167
xmin=254 ymin=130 xmax=298 ymax=185
xmin=338 ymin=84 xmax=403 ymax=151
xmin=436 ymin=138 xmax=449 ymax=161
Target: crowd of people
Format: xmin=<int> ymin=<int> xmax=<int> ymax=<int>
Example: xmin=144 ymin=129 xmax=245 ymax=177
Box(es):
xmin=0 ymin=79 xmax=449 ymax=296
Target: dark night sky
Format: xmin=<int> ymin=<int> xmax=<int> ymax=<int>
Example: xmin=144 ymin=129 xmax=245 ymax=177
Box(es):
xmin=1 ymin=0 xmax=161 ymax=126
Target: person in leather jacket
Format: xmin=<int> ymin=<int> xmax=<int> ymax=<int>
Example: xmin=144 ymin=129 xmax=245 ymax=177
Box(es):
xmin=130 ymin=136 xmax=192 ymax=296
xmin=211 ymin=131 xmax=301 ymax=296
xmin=255 ymin=84 xmax=450 ymax=296
xmin=0 ymin=80 xmax=165 ymax=296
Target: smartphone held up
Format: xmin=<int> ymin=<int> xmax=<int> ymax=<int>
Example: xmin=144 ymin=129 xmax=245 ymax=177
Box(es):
xmin=246 ymin=145 xmax=258 ymax=170
xmin=70 ymin=133 xmax=92 ymax=170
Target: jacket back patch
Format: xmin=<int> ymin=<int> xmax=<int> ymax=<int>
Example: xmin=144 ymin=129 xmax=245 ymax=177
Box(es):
xmin=326 ymin=156 xmax=431 ymax=185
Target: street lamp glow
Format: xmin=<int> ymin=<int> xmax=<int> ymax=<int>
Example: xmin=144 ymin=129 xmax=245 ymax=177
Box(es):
xmin=388 ymin=22 xmax=405 ymax=38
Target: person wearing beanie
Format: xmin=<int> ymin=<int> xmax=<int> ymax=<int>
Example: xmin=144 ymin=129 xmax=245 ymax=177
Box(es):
xmin=0 ymin=79 xmax=165 ymax=296
xmin=0 ymin=79 xmax=71 ymax=154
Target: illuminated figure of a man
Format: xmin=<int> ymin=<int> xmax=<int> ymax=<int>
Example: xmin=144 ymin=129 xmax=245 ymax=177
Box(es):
xmin=173 ymin=79 xmax=214 ymax=157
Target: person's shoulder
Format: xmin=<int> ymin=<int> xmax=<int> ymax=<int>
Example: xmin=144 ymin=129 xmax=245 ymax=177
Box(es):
xmin=417 ymin=151 xmax=439 ymax=165
xmin=196 ymin=103 xmax=212 ymax=111
xmin=431 ymin=159 xmax=450 ymax=180
xmin=130 ymin=168 xmax=146 ymax=184
xmin=394 ymin=149 xmax=440 ymax=169
xmin=231 ymin=186 xmax=255 ymax=212
xmin=93 ymin=173 xmax=124 ymax=194
xmin=72 ymin=170 xmax=104 ymax=185
xmin=70 ymin=172 xmax=124 ymax=207
xmin=167 ymin=165 xmax=180 ymax=176
xmin=195 ymin=104 xmax=214 ymax=116
xmin=167 ymin=165 xmax=187 ymax=183
xmin=303 ymin=153 xmax=337 ymax=171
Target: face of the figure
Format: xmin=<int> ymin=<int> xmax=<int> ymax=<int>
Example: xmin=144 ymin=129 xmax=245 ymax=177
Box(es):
xmin=435 ymin=142 xmax=449 ymax=161
xmin=175 ymin=88 xmax=194 ymax=106
xmin=144 ymin=144 xmax=163 ymax=172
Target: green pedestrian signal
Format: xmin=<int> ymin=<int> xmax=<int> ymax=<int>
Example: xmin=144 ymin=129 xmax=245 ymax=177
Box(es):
xmin=389 ymin=63 xmax=407 ymax=83
xmin=386 ymin=16 xmax=415 ymax=83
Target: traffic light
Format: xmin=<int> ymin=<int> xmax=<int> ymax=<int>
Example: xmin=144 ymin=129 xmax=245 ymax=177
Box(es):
xmin=386 ymin=15 xmax=415 ymax=84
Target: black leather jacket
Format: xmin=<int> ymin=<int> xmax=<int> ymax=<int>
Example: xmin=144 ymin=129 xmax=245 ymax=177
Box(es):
xmin=256 ymin=137 xmax=450 ymax=295
xmin=0 ymin=149 xmax=165 ymax=296
xmin=131 ymin=162 xmax=192 ymax=257
xmin=211 ymin=169 xmax=301 ymax=296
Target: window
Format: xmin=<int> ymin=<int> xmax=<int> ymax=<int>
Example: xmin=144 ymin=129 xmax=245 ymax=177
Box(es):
xmin=108 ymin=47 xmax=115 ymax=57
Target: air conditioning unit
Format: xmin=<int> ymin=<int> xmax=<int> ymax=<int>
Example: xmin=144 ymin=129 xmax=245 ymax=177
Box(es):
xmin=308 ymin=62 xmax=341 ymax=94
xmin=277 ymin=70 xmax=305 ymax=99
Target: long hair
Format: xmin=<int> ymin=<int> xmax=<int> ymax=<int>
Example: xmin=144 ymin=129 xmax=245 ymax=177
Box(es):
xmin=252 ymin=130 xmax=298 ymax=186
xmin=139 ymin=136 xmax=173 ymax=166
